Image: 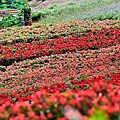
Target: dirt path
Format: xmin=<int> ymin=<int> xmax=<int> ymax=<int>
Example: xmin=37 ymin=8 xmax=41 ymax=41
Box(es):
xmin=30 ymin=0 xmax=81 ymax=10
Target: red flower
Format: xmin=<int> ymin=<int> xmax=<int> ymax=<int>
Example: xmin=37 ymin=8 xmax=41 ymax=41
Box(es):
xmin=47 ymin=113 xmax=53 ymax=118
xmin=28 ymin=111 xmax=35 ymax=118
xmin=59 ymin=97 xmax=67 ymax=105
xmin=57 ymin=117 xmax=67 ymax=120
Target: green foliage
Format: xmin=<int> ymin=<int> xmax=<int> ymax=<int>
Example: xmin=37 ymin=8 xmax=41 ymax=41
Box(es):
xmin=0 ymin=83 xmax=5 ymax=88
xmin=32 ymin=5 xmax=62 ymax=21
xmin=0 ymin=14 xmax=21 ymax=27
xmin=0 ymin=65 xmax=6 ymax=72
xmin=110 ymin=113 xmax=120 ymax=120
xmin=0 ymin=0 xmax=24 ymax=28
xmin=84 ymin=12 xmax=120 ymax=20
xmin=88 ymin=109 xmax=110 ymax=120
xmin=24 ymin=0 xmax=31 ymax=21
xmin=0 ymin=40 xmax=7 ymax=45
xmin=0 ymin=0 xmax=24 ymax=10
xmin=77 ymin=75 xmax=87 ymax=80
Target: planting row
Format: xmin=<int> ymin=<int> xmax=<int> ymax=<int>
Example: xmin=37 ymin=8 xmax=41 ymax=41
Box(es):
xmin=0 ymin=79 xmax=119 ymax=120
xmin=0 ymin=19 xmax=119 ymax=44
xmin=8 ymin=26 xmax=120 ymax=45
xmin=0 ymin=27 xmax=120 ymax=66
xmin=0 ymin=72 xmax=120 ymax=104
xmin=0 ymin=44 xmax=119 ymax=93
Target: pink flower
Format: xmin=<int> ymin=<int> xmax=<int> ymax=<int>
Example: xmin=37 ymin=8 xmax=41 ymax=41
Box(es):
xmin=59 ymin=97 xmax=67 ymax=105
xmin=39 ymin=113 xmax=47 ymax=120
xmin=88 ymin=108 xmax=95 ymax=115
xmin=57 ymin=117 xmax=67 ymax=120
xmin=28 ymin=111 xmax=35 ymax=118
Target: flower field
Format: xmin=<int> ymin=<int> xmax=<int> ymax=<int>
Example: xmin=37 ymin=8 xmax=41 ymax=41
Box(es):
xmin=0 ymin=18 xmax=120 ymax=120
xmin=0 ymin=19 xmax=119 ymax=43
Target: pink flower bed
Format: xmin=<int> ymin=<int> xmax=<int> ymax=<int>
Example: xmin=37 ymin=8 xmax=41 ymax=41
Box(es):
xmin=0 ymin=45 xmax=119 ymax=93
xmin=0 ymin=72 xmax=120 ymax=104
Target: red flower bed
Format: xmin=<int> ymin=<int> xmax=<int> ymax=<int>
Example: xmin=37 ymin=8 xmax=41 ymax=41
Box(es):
xmin=0 ymin=81 xmax=119 ymax=120
xmin=0 ymin=28 xmax=120 ymax=66
xmin=0 ymin=45 xmax=119 ymax=93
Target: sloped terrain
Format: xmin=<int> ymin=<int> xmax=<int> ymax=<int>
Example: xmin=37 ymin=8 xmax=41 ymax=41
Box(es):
xmin=0 ymin=0 xmax=120 ymax=120
xmin=30 ymin=0 xmax=80 ymax=10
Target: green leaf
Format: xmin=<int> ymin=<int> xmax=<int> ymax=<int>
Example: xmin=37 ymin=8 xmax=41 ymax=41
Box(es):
xmin=88 ymin=109 xmax=110 ymax=120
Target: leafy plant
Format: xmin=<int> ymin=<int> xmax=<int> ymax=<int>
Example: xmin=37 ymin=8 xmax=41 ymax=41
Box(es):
xmin=0 ymin=65 xmax=6 ymax=72
xmin=0 ymin=0 xmax=24 ymax=10
xmin=0 ymin=14 xmax=21 ymax=27
xmin=24 ymin=0 xmax=31 ymax=21
xmin=88 ymin=109 xmax=110 ymax=120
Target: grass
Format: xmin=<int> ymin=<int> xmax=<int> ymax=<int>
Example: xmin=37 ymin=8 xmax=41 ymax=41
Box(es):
xmin=31 ymin=0 xmax=120 ymax=25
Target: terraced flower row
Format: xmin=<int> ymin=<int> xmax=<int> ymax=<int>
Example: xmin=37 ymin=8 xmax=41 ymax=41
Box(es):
xmin=0 ymin=79 xmax=120 ymax=120
xmin=0 ymin=27 xmax=120 ymax=66
xmin=0 ymin=19 xmax=119 ymax=44
xmin=0 ymin=72 xmax=120 ymax=104
xmin=0 ymin=44 xmax=119 ymax=93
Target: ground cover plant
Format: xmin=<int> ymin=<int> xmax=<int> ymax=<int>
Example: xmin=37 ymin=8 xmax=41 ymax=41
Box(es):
xmin=0 ymin=0 xmax=120 ymax=120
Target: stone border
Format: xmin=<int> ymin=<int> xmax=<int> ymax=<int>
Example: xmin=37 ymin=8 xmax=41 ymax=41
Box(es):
xmin=0 ymin=9 xmax=20 ymax=15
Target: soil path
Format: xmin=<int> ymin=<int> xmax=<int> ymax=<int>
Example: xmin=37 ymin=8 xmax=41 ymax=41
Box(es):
xmin=30 ymin=0 xmax=81 ymax=10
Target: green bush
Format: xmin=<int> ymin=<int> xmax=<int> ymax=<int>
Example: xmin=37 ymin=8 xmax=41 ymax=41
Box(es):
xmin=0 ymin=0 xmax=24 ymax=10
